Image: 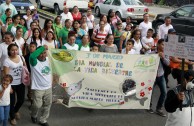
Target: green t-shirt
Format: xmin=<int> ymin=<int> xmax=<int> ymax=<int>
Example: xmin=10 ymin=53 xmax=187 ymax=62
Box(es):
xmin=114 ymin=30 xmax=122 ymax=41
xmin=0 ymin=14 xmax=8 ymax=24
xmin=7 ymin=24 xmax=27 ymax=37
xmin=59 ymin=27 xmax=69 ymax=45
xmin=53 ymin=23 xmax=62 ymax=41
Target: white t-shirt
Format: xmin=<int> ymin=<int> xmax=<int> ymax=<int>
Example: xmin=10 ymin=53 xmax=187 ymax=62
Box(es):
xmin=10 ymin=26 xmax=17 ymax=37
xmin=158 ymin=24 xmax=173 ymax=39
xmin=141 ymin=36 xmax=154 ymax=54
xmin=60 ymin=12 xmax=73 ymax=25
xmin=95 ymin=23 xmax=112 ymax=34
xmin=15 ymin=37 xmax=25 ymax=49
xmin=132 ymin=39 xmax=142 ymax=54
xmin=3 ymin=56 xmax=23 ymax=85
xmin=139 ymin=21 xmax=152 ymax=38
xmin=0 ymin=84 xmax=11 ymax=106
xmin=44 ymin=40 xmax=57 ymax=49
xmin=26 ymin=37 xmax=45 ymax=47
xmin=86 ymin=15 xmax=94 ymax=29
xmin=30 ymin=57 xmax=52 ymax=90
xmin=23 ymin=15 xmax=33 ymax=30
xmin=64 ymin=43 xmax=78 ymax=50
xmin=122 ymin=48 xmax=136 ymax=54
xmin=80 ymin=45 xmax=90 ymax=51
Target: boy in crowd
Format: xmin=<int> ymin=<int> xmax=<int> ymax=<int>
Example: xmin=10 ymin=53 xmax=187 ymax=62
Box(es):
xmin=141 ymin=29 xmax=154 ymax=54
xmin=92 ymin=45 xmax=99 ymax=52
xmin=121 ymin=39 xmax=135 ymax=54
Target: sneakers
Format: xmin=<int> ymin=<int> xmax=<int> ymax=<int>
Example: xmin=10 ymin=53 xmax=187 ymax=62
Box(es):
xmin=39 ymin=122 xmax=49 ymax=126
xmin=156 ymin=109 xmax=166 ymax=117
xmin=147 ymin=108 xmax=154 ymax=114
xmin=15 ymin=112 xmax=21 ymax=120
xmin=31 ymin=116 xmax=37 ymax=123
xmin=10 ymin=119 xmax=17 ymax=125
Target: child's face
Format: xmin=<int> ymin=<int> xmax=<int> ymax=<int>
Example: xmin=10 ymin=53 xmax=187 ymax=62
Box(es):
xmin=47 ymin=33 xmax=53 ymax=40
xmin=106 ymin=35 xmax=114 ymax=45
xmin=16 ymin=29 xmax=23 ymax=37
xmin=125 ymin=25 xmax=131 ymax=31
xmin=7 ymin=10 xmax=11 ymax=16
xmin=157 ymin=42 xmax=164 ymax=51
xmin=4 ymin=34 xmax=13 ymax=44
xmin=126 ymin=42 xmax=133 ymax=50
xmin=20 ymin=19 xmax=25 ymax=25
xmin=92 ymin=46 xmax=99 ymax=52
xmin=82 ymin=36 xmax=89 ymax=44
xmin=147 ymin=31 xmax=153 ymax=37
xmin=117 ymin=25 xmax=122 ymax=30
xmin=29 ymin=44 xmax=36 ymax=53
xmin=7 ymin=18 xmax=12 ymax=24
xmin=2 ymin=77 xmax=11 ymax=88
xmin=81 ymin=24 xmax=86 ymax=29
xmin=68 ymin=36 xmax=76 ymax=45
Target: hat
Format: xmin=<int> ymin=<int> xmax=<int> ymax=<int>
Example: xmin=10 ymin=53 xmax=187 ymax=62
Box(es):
xmin=168 ymin=28 xmax=176 ymax=34
xmin=184 ymin=70 xmax=194 ymax=80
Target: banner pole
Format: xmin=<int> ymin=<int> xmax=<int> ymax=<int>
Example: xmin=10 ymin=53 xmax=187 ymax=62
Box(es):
xmin=179 ymin=58 xmax=185 ymax=111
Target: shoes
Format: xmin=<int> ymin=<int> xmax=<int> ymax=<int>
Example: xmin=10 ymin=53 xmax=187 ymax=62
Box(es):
xmin=147 ymin=108 xmax=154 ymax=114
xmin=10 ymin=119 xmax=17 ymax=125
xmin=15 ymin=112 xmax=21 ymax=120
xmin=39 ymin=122 xmax=49 ymax=126
xmin=31 ymin=116 xmax=37 ymax=123
xmin=156 ymin=109 xmax=166 ymax=117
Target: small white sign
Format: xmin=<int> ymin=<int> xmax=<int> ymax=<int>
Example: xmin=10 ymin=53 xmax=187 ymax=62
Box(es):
xmin=164 ymin=34 xmax=194 ymax=60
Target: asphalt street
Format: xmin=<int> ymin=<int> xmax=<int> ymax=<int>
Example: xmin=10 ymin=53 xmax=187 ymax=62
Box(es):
xmin=11 ymin=1 xmax=178 ymax=126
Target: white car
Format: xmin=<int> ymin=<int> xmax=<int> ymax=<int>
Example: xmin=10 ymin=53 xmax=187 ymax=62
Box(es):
xmin=36 ymin=0 xmax=89 ymax=15
xmin=94 ymin=0 xmax=149 ymax=21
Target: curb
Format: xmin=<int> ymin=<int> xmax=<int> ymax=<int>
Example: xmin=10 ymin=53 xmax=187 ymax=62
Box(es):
xmin=38 ymin=9 xmax=57 ymax=20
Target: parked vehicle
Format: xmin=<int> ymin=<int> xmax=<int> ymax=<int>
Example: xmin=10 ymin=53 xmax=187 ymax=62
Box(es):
xmin=94 ymin=0 xmax=149 ymax=21
xmin=152 ymin=4 xmax=194 ymax=36
xmin=36 ymin=0 xmax=89 ymax=15
xmin=0 ymin=0 xmax=35 ymax=15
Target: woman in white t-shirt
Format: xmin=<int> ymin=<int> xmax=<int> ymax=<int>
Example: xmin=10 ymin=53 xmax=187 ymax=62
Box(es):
xmin=15 ymin=27 xmax=25 ymax=51
xmin=0 ymin=74 xmax=13 ymax=126
xmin=86 ymin=9 xmax=95 ymax=38
xmin=130 ymin=29 xmax=142 ymax=54
xmin=23 ymin=8 xmax=33 ymax=30
xmin=3 ymin=44 xmax=26 ymax=125
xmin=26 ymin=28 xmax=44 ymax=47
xmin=44 ymin=31 xmax=58 ymax=49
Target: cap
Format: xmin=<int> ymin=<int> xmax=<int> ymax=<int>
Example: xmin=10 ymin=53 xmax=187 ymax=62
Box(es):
xmin=168 ymin=28 xmax=176 ymax=34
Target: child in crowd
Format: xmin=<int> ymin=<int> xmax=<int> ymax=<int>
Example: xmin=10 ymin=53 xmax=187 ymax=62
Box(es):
xmin=141 ymin=29 xmax=154 ymax=54
xmin=152 ymin=32 xmax=159 ymax=50
xmin=62 ymin=32 xmax=79 ymax=50
xmin=79 ymin=35 xmax=90 ymax=51
xmin=121 ymin=39 xmax=135 ymax=54
xmin=24 ymin=42 xmax=37 ymax=103
xmin=0 ymin=8 xmax=12 ymax=25
xmin=92 ymin=45 xmax=99 ymax=52
xmin=32 ymin=8 xmax=39 ymax=20
xmin=114 ymin=22 xmax=123 ymax=50
xmin=0 ymin=74 xmax=13 ymax=126
xmin=1 ymin=17 xmax=12 ymax=41
xmin=81 ymin=23 xmax=88 ymax=35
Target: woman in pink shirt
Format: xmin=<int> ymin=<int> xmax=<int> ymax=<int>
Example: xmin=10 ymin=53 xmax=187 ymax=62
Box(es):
xmin=71 ymin=6 xmax=82 ymax=21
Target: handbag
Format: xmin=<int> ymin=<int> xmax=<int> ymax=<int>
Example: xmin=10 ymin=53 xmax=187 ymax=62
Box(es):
xmin=20 ymin=56 xmax=30 ymax=86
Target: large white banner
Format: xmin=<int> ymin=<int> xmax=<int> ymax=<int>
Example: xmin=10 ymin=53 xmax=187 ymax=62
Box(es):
xmin=48 ymin=49 xmax=160 ymax=109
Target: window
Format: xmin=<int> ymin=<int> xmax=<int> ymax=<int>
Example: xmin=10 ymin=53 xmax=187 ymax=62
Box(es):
xmin=112 ymin=0 xmax=121 ymax=6
xmin=123 ymin=0 xmax=143 ymax=5
xmin=104 ymin=0 xmax=112 ymax=4
xmin=175 ymin=6 xmax=193 ymax=17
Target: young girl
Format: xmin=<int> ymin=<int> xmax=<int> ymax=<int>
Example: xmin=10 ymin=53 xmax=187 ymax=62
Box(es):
xmin=33 ymin=19 xmax=41 ymax=31
xmin=0 ymin=74 xmax=13 ymax=126
xmin=7 ymin=15 xmax=26 ymax=37
xmin=41 ymin=19 xmax=54 ymax=38
xmin=23 ymin=8 xmax=33 ymax=30
xmin=130 ymin=29 xmax=142 ymax=54
xmin=100 ymin=34 xmax=118 ymax=53
xmin=0 ymin=8 xmax=12 ymax=25
xmin=15 ymin=27 xmax=25 ymax=52
xmin=62 ymin=32 xmax=79 ymax=50
xmin=71 ymin=20 xmax=86 ymax=45
xmin=114 ymin=22 xmax=123 ymax=50
xmin=26 ymin=28 xmax=44 ymax=47
xmin=79 ymin=35 xmax=90 ymax=51
xmin=3 ymin=44 xmax=26 ymax=125
xmin=44 ymin=31 xmax=58 ymax=49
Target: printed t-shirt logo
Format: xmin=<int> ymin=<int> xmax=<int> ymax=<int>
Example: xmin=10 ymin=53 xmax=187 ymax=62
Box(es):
xmin=41 ymin=66 xmax=50 ymax=75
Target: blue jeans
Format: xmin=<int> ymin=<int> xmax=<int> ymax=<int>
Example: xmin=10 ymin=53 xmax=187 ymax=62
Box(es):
xmin=155 ymin=75 xmax=167 ymax=109
xmin=0 ymin=105 xmax=10 ymax=126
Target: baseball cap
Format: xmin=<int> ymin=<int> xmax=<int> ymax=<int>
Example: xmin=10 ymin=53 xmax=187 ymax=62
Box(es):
xmin=168 ymin=28 xmax=176 ymax=34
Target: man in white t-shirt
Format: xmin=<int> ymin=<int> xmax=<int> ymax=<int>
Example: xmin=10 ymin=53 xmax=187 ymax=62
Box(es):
xmin=0 ymin=0 xmax=17 ymax=17
xmin=60 ymin=6 xmax=73 ymax=26
xmin=158 ymin=16 xmax=173 ymax=39
xmin=30 ymin=45 xmax=52 ymax=126
xmin=139 ymin=13 xmax=152 ymax=38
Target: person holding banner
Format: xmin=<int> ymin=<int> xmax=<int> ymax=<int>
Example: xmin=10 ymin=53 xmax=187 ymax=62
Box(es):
xmin=29 ymin=45 xmax=52 ymax=126
xmin=149 ymin=39 xmax=169 ymax=117
xmin=165 ymin=70 xmax=194 ymax=126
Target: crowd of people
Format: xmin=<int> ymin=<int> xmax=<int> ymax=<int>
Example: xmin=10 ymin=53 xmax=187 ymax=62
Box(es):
xmin=0 ymin=0 xmax=194 ymax=126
